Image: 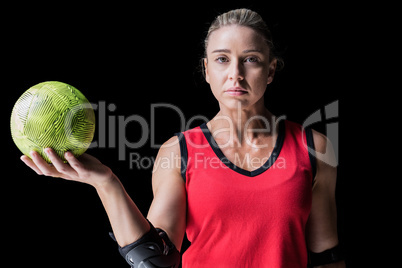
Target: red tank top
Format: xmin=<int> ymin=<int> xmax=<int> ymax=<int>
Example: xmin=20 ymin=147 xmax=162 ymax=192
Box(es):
xmin=176 ymin=120 xmax=315 ymax=268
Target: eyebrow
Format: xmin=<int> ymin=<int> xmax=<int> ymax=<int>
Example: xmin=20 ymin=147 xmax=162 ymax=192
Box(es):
xmin=211 ymin=49 xmax=230 ymax=53
xmin=211 ymin=49 xmax=263 ymax=54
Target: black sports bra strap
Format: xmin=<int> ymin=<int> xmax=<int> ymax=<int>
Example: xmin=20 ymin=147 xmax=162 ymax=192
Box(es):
xmin=174 ymin=132 xmax=188 ymax=182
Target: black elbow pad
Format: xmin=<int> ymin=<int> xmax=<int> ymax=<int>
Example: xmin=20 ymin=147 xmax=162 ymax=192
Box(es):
xmin=110 ymin=222 xmax=180 ymax=268
xmin=308 ymin=244 xmax=344 ymax=267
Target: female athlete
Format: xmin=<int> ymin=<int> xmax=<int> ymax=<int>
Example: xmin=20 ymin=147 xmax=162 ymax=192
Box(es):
xmin=21 ymin=8 xmax=345 ymax=268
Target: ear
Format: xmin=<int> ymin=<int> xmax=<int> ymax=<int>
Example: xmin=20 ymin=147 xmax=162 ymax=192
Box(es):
xmin=204 ymin=58 xmax=210 ymax=84
xmin=267 ymin=58 xmax=277 ymax=84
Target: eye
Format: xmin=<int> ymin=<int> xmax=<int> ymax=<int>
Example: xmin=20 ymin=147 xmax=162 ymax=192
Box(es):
xmin=215 ymin=56 xmax=229 ymax=63
xmin=244 ymin=56 xmax=259 ymax=63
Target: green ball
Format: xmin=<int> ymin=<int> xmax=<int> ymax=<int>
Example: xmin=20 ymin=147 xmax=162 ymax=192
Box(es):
xmin=10 ymin=81 xmax=96 ymax=163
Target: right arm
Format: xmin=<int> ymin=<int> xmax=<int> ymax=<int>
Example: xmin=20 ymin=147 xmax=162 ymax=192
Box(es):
xmin=93 ymin=134 xmax=187 ymax=250
xmin=21 ymin=136 xmax=186 ymax=254
xmin=21 ymin=149 xmax=150 ymax=247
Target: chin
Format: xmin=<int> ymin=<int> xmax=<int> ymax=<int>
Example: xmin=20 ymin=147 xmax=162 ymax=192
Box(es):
xmin=219 ymin=97 xmax=252 ymax=110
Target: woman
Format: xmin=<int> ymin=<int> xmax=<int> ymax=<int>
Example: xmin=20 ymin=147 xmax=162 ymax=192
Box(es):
xmin=21 ymin=8 xmax=344 ymax=268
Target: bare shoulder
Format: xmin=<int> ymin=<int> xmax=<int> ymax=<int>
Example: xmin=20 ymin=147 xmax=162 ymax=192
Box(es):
xmin=152 ymin=136 xmax=181 ymax=180
xmin=311 ymin=129 xmax=329 ymax=153
xmin=158 ymin=135 xmax=181 ymax=155
xmin=311 ymin=129 xmax=337 ymax=169
xmin=151 ymin=135 xmax=183 ymax=192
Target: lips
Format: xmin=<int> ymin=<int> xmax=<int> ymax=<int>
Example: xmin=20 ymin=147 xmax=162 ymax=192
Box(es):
xmin=225 ymin=87 xmax=248 ymax=96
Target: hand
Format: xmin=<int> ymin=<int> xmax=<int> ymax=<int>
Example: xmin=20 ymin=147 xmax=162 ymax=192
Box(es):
xmin=20 ymin=148 xmax=115 ymax=188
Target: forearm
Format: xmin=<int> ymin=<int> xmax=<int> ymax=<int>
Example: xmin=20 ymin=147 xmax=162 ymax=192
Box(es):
xmin=95 ymin=174 xmax=150 ymax=247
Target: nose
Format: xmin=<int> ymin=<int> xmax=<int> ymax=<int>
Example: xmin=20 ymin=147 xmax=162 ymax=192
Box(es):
xmin=228 ymin=60 xmax=244 ymax=81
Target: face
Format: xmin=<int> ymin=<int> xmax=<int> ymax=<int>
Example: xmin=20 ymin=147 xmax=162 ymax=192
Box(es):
xmin=204 ymin=25 xmax=277 ymax=111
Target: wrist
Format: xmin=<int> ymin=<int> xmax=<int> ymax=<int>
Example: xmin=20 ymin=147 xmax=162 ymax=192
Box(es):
xmin=93 ymin=173 xmax=121 ymax=193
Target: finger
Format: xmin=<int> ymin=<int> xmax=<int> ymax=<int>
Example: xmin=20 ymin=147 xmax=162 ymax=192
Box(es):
xmin=30 ymin=150 xmax=61 ymax=177
xmin=44 ymin=148 xmax=77 ymax=177
xmin=64 ymin=151 xmax=85 ymax=173
xmin=20 ymin=155 xmax=43 ymax=175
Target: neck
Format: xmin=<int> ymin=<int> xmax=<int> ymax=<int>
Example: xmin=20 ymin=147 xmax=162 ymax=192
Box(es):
xmin=209 ymin=99 xmax=275 ymax=145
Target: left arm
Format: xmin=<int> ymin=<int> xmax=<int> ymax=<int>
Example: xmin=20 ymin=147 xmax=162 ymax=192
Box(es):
xmin=306 ymin=130 xmax=345 ymax=268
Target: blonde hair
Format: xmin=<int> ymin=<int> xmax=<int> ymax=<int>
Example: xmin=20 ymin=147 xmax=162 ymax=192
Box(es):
xmin=202 ymin=8 xmax=284 ymax=74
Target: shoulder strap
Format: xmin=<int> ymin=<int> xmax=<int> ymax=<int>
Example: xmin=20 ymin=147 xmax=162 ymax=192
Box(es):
xmin=174 ymin=132 xmax=188 ymax=182
xmin=305 ymin=127 xmax=317 ymax=184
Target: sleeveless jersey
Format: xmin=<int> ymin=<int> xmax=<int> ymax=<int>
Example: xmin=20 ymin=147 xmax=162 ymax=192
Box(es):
xmin=175 ymin=120 xmax=316 ymax=268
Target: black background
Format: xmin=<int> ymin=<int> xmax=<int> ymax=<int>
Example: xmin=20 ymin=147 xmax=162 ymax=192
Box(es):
xmin=3 ymin=1 xmax=364 ymax=267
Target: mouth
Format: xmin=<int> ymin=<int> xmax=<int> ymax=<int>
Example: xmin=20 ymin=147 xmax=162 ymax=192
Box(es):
xmin=225 ymin=87 xmax=248 ymax=96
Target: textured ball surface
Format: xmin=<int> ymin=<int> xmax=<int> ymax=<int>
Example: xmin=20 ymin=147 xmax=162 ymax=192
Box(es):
xmin=11 ymin=81 xmax=95 ymax=163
